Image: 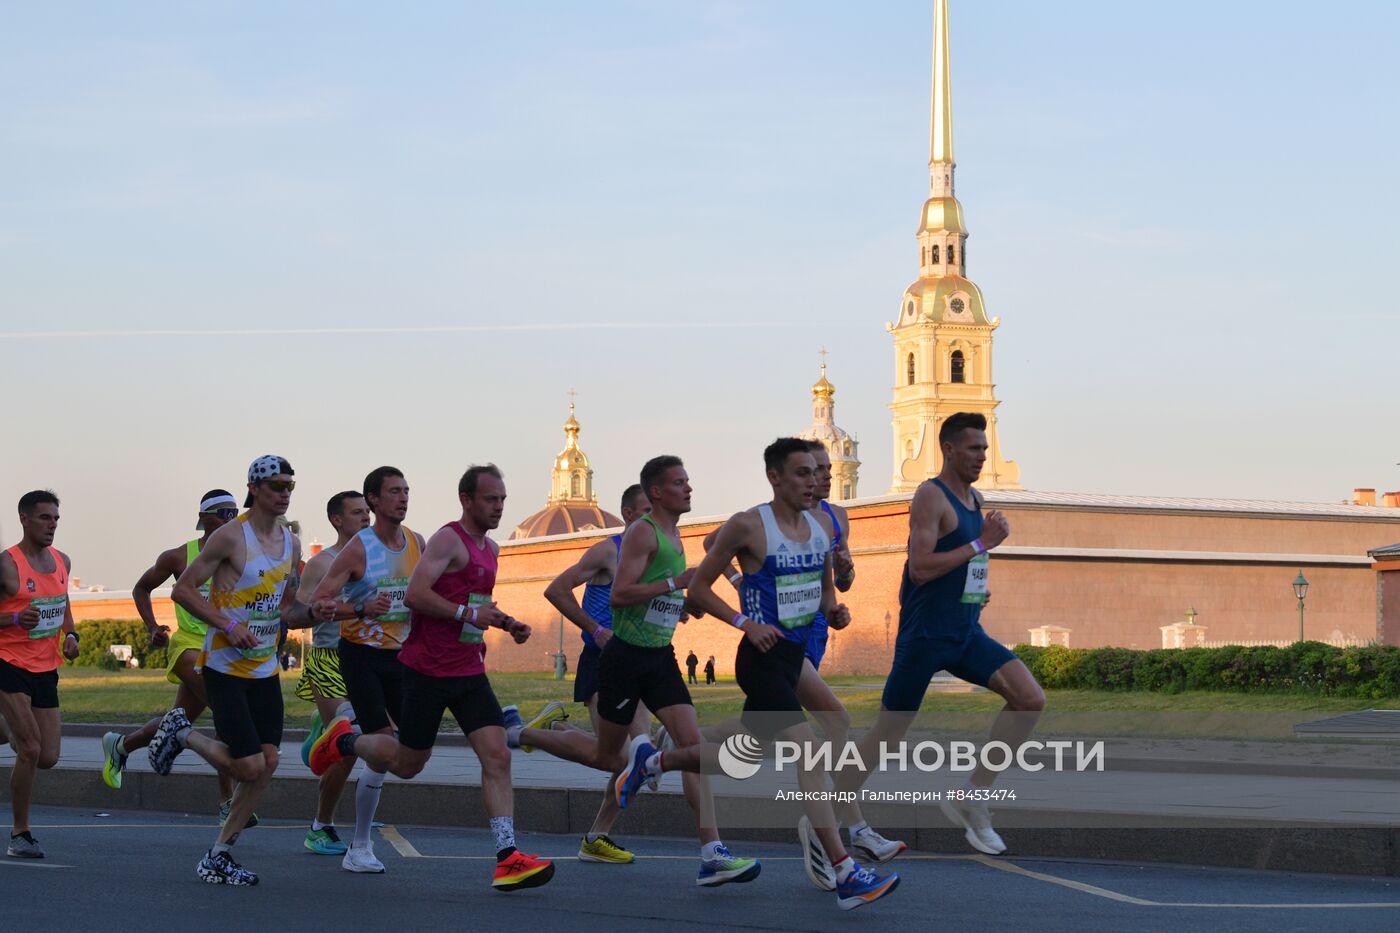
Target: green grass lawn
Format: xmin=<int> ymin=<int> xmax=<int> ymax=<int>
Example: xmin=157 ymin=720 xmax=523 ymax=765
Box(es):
xmin=54 ymin=668 xmax=1390 ymax=740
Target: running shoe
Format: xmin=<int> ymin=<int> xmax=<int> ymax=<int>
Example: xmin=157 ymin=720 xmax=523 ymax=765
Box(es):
xmin=218 ymin=799 xmax=259 ymax=830
xmin=835 ymin=864 xmax=900 ymax=911
xmin=850 ymin=826 xmax=907 ymax=863
xmin=940 ymin=796 xmax=1007 ymax=855
xmin=519 ymin=701 xmax=567 ymax=752
xmin=6 ymin=832 xmax=44 ymax=859
xmin=100 ymin=731 xmax=127 ymax=790
xmin=196 ymin=849 xmax=259 ymax=886
xmin=797 ymin=815 xmax=836 ymax=891
xmin=305 ymin=825 xmax=347 ymax=856
xmin=577 ymin=833 xmax=634 ymax=864
xmin=148 ymin=707 xmax=191 ymax=776
xmin=300 ymin=710 xmax=325 ymax=768
xmin=696 ymin=845 xmax=760 ymax=887
xmin=614 ymin=733 xmax=657 ymax=809
xmin=309 ymin=715 xmax=355 ymax=776
xmin=342 ymin=842 xmax=385 ymax=873
xmin=492 ymin=850 xmax=554 ymax=890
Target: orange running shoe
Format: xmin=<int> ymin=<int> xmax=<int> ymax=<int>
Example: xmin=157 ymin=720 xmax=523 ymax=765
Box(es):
xmin=492 ymin=850 xmax=555 ymax=891
xmin=309 ymin=716 xmax=355 ymax=776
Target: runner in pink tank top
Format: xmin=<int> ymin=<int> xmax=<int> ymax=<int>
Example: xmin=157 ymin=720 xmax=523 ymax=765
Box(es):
xmin=305 ymin=464 xmax=554 ymax=892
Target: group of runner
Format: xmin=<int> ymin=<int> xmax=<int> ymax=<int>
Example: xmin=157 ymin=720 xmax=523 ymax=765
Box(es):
xmin=0 ymin=412 xmax=1044 ymax=913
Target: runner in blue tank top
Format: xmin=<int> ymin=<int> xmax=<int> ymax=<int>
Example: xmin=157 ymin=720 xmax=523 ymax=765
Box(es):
xmin=688 ymin=437 xmax=899 ymax=912
xmin=531 ymin=484 xmax=654 ymax=864
xmin=831 ymin=412 xmax=1046 ymax=858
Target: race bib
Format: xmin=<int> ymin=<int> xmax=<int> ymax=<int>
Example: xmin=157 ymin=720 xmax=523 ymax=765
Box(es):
xmin=961 ymin=554 xmax=989 ymax=605
xmin=376 ymin=576 xmax=410 ymax=623
xmin=27 ymin=595 xmax=67 ymax=639
xmin=459 ymin=593 xmax=494 ymax=644
xmin=775 ymin=571 xmax=823 ymax=629
xmin=240 ymin=609 xmax=282 ymax=659
xmin=643 ymin=591 xmax=685 ymax=630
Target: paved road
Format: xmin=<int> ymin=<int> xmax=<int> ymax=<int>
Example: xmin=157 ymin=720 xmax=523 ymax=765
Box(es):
xmin=2 ymin=805 xmax=1398 ymax=932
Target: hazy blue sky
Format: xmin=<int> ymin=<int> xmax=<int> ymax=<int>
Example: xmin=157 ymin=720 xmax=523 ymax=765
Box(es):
xmin=2 ymin=1 xmax=1397 ymax=586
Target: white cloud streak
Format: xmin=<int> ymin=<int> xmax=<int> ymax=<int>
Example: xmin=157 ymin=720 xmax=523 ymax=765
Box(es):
xmin=1 ymin=321 xmax=792 ymax=340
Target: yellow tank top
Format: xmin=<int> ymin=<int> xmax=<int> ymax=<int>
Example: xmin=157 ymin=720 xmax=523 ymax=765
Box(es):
xmin=201 ymin=516 xmax=293 ymax=679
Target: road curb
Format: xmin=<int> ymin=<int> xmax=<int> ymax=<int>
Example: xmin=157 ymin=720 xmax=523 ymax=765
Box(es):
xmin=4 ymin=764 xmax=1396 ymax=878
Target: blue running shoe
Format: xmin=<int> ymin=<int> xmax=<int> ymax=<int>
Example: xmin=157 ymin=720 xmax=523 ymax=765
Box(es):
xmin=836 ymin=864 xmax=900 ymax=911
xmin=305 ymin=825 xmax=347 ymax=856
xmin=696 ymin=845 xmax=761 ymax=887
xmin=300 ymin=710 xmax=324 ymax=768
xmin=148 ymin=707 xmax=191 ymax=776
xmin=614 ymin=733 xmax=657 ymax=809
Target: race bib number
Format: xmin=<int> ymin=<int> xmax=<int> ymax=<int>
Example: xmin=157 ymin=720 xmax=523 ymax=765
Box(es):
xmin=240 ymin=609 xmax=281 ymax=659
xmin=643 ymin=591 xmax=685 ymax=630
xmin=961 ymin=554 xmax=989 ymax=605
xmin=775 ymin=571 xmax=823 ymax=629
xmin=459 ymin=593 xmax=493 ymax=644
xmin=376 ymin=576 xmax=410 ymax=623
xmin=28 ymin=595 xmax=67 ymax=639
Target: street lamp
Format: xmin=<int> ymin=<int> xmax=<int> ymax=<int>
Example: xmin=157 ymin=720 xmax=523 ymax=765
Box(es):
xmin=551 ymin=615 xmax=568 ymax=680
xmin=1185 ymin=606 xmax=1198 ymax=626
xmin=1292 ymin=571 xmax=1309 ymax=643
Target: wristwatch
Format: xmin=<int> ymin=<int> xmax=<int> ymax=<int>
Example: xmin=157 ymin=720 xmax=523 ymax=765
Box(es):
xmin=354 ymin=601 xmax=367 ymax=620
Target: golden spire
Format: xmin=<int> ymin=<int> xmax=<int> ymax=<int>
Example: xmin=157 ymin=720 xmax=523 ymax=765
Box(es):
xmin=929 ymin=0 xmax=954 ymax=169
xmin=563 ymin=387 xmax=580 ymax=446
xmin=550 ymin=390 xmax=593 ymax=504
xmin=812 ymin=347 xmax=834 ymax=399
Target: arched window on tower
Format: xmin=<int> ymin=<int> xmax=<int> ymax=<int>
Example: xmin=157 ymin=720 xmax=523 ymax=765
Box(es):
xmin=951 ymin=350 xmax=966 ymax=384
xmin=906 ymin=353 xmax=915 ymax=385
xmin=930 ymin=244 xmax=939 ymax=265
xmin=571 ymin=475 xmax=581 ymax=497
xmin=960 ymin=241 xmax=966 ymax=270
xmin=947 ymin=243 xmax=956 ymax=267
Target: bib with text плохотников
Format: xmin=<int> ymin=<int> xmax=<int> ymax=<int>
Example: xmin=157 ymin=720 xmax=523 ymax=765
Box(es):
xmin=376 ymin=576 xmax=410 ymax=623
xmin=774 ymin=571 xmax=823 ymax=629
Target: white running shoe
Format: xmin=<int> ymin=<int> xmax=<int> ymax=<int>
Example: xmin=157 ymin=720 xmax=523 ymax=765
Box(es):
xmin=797 ymin=815 xmax=836 ymax=891
xmin=850 ymin=826 xmax=908 ymax=864
xmin=940 ymin=797 xmax=1007 ymax=855
xmin=342 ymin=843 xmax=386 ymax=874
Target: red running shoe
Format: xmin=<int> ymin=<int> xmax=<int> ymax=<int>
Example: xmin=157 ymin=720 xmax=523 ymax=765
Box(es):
xmin=309 ymin=716 xmax=354 ymax=776
xmin=492 ymin=850 xmax=555 ymax=891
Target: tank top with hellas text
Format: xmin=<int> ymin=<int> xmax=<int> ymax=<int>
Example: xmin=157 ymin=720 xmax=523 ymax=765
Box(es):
xmin=399 ymin=523 xmax=495 ymax=678
xmin=201 ymin=516 xmax=294 ymax=680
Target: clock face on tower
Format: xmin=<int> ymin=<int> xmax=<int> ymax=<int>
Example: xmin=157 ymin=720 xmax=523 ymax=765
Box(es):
xmin=950 ymin=297 xmax=965 ymax=315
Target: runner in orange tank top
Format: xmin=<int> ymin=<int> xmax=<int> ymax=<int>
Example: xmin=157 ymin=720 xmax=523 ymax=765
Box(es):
xmin=0 ymin=490 xmax=79 ymax=859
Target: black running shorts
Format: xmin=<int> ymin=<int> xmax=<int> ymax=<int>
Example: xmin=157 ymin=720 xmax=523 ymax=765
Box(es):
xmin=397 ymin=667 xmax=504 ymax=750
xmin=735 ymin=636 xmax=808 ymax=739
xmin=574 ymin=642 xmax=602 ymax=703
xmin=596 ymin=637 xmax=691 ymax=726
xmin=0 ymin=657 xmax=58 ymax=709
xmin=202 ymin=668 xmax=283 ymax=760
xmin=337 ymin=640 xmax=404 ymax=734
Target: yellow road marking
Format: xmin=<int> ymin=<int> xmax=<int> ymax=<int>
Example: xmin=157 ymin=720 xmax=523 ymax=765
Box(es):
xmin=379 ymin=824 xmax=422 ymax=858
xmin=973 ymin=856 xmax=1400 ymax=909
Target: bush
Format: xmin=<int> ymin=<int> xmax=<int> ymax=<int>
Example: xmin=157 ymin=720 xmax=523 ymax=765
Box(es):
xmin=72 ymin=618 xmax=167 ymax=670
xmin=1012 ymin=642 xmax=1400 ymax=697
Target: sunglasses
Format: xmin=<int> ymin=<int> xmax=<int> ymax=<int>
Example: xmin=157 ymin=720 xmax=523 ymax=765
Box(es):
xmin=201 ymin=508 xmax=239 ymax=521
xmin=261 ymin=480 xmax=296 ymax=493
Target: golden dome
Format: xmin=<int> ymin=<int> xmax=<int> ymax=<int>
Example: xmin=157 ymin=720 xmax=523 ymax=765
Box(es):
xmin=812 ymin=362 xmax=835 ymax=399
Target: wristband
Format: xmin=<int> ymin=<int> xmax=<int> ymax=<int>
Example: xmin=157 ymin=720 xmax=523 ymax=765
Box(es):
xmin=470 ymin=607 xmax=479 ymax=625
xmin=454 ymin=604 xmax=467 ymax=622
xmin=9 ymin=611 xmax=16 ymax=627
xmin=66 ymin=630 xmax=79 ymax=643
xmin=730 ymin=612 xmax=747 ymax=629
xmin=666 ymin=576 xmax=677 ymax=592
xmin=728 ymin=571 xmax=743 ymax=585
xmin=970 ymin=538 xmax=987 ymax=556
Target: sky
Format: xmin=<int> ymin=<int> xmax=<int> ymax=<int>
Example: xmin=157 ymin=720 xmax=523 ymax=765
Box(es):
xmin=2 ymin=1 xmax=1397 ymax=587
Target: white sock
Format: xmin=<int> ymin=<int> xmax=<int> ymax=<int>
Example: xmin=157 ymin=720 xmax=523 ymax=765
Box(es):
xmin=334 ymin=701 xmax=355 ymax=721
xmin=312 ymin=820 xmax=329 ymax=831
xmin=211 ymin=842 xmax=232 ymax=856
xmin=354 ymin=771 xmax=385 ymax=847
xmin=848 ymin=820 xmax=869 ymax=838
xmin=491 ymin=816 xmax=515 ymax=854
xmin=585 ymin=832 xmax=602 ymax=844
xmin=645 ymin=752 xmax=662 ymax=775
xmin=834 ymin=855 xmax=855 ymax=882
xmin=701 ymin=840 xmax=724 ymax=860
